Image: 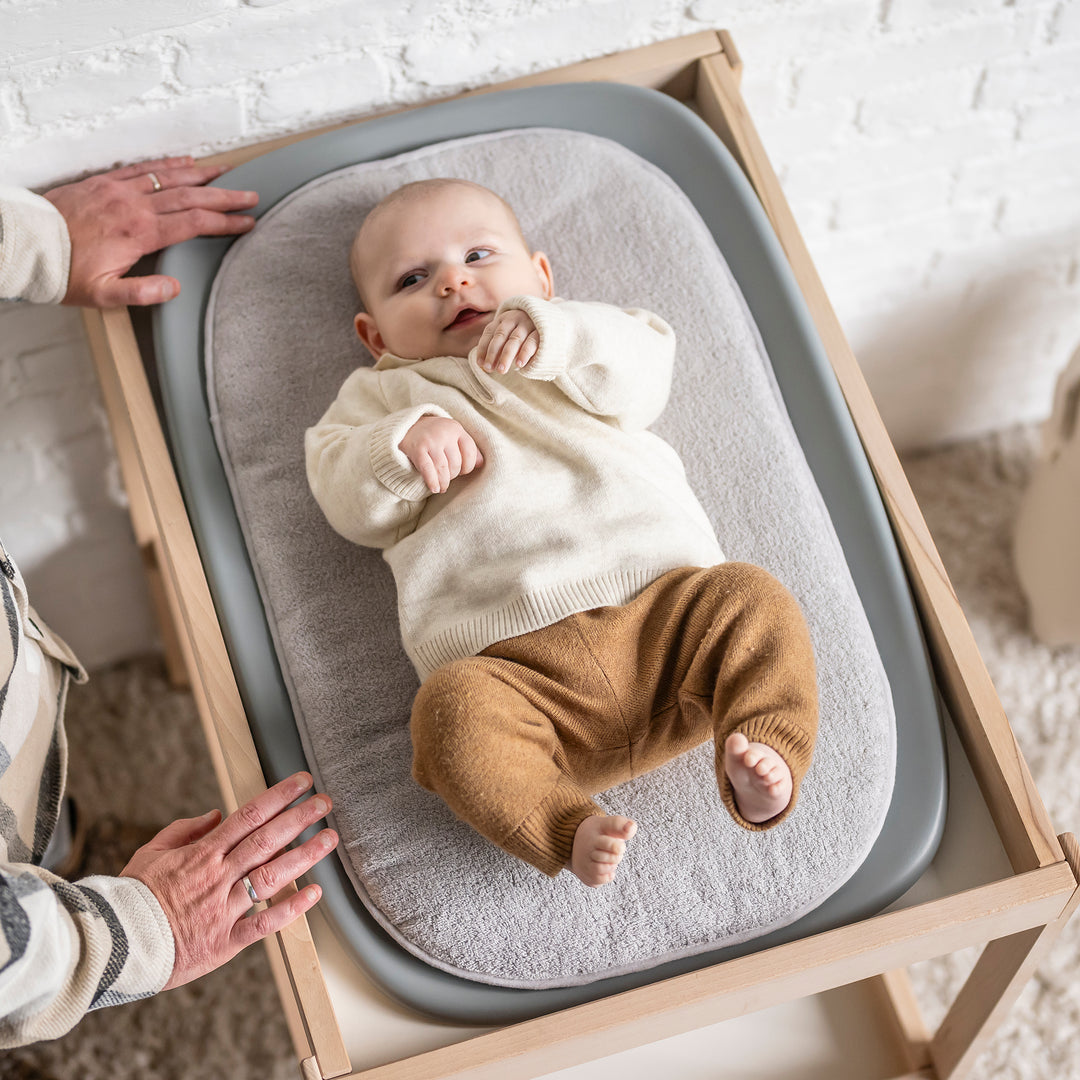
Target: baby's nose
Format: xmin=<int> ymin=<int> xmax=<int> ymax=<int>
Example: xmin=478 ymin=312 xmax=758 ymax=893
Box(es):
xmin=437 ymin=263 xmax=474 ymax=293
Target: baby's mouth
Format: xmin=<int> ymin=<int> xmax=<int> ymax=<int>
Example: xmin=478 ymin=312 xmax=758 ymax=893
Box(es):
xmin=446 ymin=307 xmax=489 ymax=329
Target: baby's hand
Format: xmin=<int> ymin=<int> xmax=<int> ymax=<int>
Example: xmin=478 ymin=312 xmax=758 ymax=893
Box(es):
xmin=399 ymin=416 xmax=483 ymax=494
xmin=477 ymin=309 xmax=539 ymax=374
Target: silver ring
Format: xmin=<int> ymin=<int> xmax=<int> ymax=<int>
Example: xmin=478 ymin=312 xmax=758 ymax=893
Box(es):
xmin=147 ymin=171 xmax=162 ymax=193
xmin=242 ymin=875 xmax=259 ymax=903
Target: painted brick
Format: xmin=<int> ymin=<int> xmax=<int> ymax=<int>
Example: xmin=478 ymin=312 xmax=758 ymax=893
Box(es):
xmin=856 ymin=70 xmax=980 ymax=138
xmin=794 ymin=18 xmax=1021 ymax=102
xmin=1017 ymin=96 xmax=1080 ymax=142
xmin=954 ymin=138 xmax=1080 ymax=203
xmin=881 ymin=0 xmax=1008 ymax=31
xmin=719 ymin=3 xmax=880 ymax=64
xmin=1050 ymin=0 xmax=1080 ymax=43
xmin=754 ymin=100 xmax=856 ymax=159
xmin=998 ymin=183 xmax=1080 ymax=236
xmin=3 ymin=0 xmax=231 ymax=66
xmin=255 ymin=53 xmax=390 ymax=125
xmin=176 ymin=7 xmax=383 ymax=89
xmin=0 ymin=92 xmax=246 ymax=189
xmin=979 ymin=44 xmax=1080 ymax=107
xmin=832 ymin=170 xmax=953 ymax=231
xmin=782 ymin=115 xmax=1013 ymax=194
xmin=0 ymin=90 xmax=13 ymax=137
xmin=21 ymin=47 xmax=166 ymax=126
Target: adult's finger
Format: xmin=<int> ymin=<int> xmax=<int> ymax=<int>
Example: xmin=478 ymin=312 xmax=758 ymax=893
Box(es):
xmin=133 ymin=162 xmax=239 ymax=193
xmin=209 ymin=771 xmax=314 ymax=854
xmin=155 ymin=207 xmax=257 ymax=247
xmin=231 ymin=827 xmax=338 ymax=914
xmin=94 ymin=273 xmax=181 ymax=308
xmin=153 ymin=186 xmax=259 ymax=215
xmin=231 ymin=882 xmax=323 ymax=952
xmin=226 ymin=791 xmax=332 ymax=877
xmin=107 ymin=155 xmax=198 ymax=181
xmin=145 ymin=809 xmax=223 ymax=850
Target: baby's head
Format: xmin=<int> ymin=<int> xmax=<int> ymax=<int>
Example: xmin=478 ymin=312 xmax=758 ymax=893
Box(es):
xmin=349 ymin=178 xmax=553 ymax=361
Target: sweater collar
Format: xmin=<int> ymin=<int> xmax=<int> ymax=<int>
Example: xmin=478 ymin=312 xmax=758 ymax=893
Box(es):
xmin=374 ymin=349 xmax=468 ymax=372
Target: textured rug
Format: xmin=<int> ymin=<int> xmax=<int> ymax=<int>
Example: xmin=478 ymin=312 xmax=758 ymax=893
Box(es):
xmin=2 ymin=423 xmax=1077 ymax=1079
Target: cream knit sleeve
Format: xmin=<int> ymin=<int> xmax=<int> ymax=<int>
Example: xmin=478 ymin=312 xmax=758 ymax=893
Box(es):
xmin=0 ymin=187 xmax=71 ymax=304
xmin=305 ymin=368 xmax=452 ymax=549
xmin=499 ymin=297 xmax=676 ymax=431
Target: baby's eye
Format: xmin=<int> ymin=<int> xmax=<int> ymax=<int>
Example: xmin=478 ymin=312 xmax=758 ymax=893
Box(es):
xmin=398 ymin=271 xmax=424 ymax=289
xmin=465 ymin=248 xmax=492 ymax=263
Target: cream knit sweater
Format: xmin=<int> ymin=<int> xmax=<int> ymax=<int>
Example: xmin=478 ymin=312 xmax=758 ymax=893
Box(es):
xmin=306 ymin=296 xmax=724 ymax=681
xmin=0 ymin=187 xmax=70 ymax=303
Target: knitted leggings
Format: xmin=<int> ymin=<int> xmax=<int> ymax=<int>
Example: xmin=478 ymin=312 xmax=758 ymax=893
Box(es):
xmin=410 ymin=563 xmax=818 ymax=877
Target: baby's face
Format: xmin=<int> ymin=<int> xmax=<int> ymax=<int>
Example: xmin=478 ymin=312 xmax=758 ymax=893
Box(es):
xmin=352 ymin=184 xmax=553 ymax=361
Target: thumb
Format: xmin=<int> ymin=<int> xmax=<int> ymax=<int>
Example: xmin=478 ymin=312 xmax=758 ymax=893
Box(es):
xmin=148 ymin=809 xmax=222 ymax=851
xmin=95 ymin=274 xmax=181 ymax=308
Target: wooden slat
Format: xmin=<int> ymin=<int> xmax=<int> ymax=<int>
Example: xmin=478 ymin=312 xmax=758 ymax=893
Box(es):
xmin=930 ymin=834 xmax=1080 ymax=1079
xmin=692 ymin=50 xmax=1062 ymax=876
xmin=340 ymin=866 xmax=1073 ymax=1080
xmin=83 ymin=306 xmax=352 ymax=1080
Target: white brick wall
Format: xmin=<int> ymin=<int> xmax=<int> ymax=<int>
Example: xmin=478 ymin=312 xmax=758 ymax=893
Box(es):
xmin=1 ymin=0 xmax=1079 ymax=666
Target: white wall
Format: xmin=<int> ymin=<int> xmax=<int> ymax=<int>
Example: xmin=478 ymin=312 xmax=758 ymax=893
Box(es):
xmin=2 ymin=0 xmax=1079 ymax=667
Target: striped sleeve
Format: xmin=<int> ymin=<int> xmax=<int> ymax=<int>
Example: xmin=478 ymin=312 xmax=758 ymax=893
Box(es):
xmin=0 ymin=543 xmax=174 ymax=1046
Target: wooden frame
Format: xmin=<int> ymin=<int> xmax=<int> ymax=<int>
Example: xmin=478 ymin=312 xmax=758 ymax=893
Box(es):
xmin=81 ymin=30 xmax=1078 ymax=1080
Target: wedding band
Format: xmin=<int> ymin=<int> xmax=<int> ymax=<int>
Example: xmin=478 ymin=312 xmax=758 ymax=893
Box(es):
xmin=242 ymin=875 xmax=259 ymax=903
xmin=147 ymin=171 xmax=162 ymax=192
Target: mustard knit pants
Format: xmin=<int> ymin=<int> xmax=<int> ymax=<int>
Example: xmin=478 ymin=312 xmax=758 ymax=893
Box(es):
xmin=410 ymin=563 xmax=818 ymax=877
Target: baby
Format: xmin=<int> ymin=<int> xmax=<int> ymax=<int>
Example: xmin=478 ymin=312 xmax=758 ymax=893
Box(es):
xmin=306 ymin=178 xmax=818 ymax=887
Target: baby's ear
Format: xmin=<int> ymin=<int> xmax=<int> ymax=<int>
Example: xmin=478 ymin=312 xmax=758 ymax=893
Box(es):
xmin=354 ymin=312 xmax=385 ymax=360
xmin=532 ymin=251 xmax=554 ymax=299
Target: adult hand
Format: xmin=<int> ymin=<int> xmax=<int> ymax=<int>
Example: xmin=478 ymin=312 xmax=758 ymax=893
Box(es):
xmin=477 ymin=309 xmax=538 ymax=373
xmin=120 ymin=771 xmax=337 ymax=991
xmin=399 ymin=415 xmax=484 ymax=494
xmin=42 ymin=155 xmax=258 ymax=308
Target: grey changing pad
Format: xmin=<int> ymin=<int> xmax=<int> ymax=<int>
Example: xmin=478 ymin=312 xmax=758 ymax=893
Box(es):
xmin=155 ymin=82 xmax=945 ymax=1024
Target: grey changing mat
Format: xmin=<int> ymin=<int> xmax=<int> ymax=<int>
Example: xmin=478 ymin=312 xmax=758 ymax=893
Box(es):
xmin=203 ymin=126 xmax=899 ymax=990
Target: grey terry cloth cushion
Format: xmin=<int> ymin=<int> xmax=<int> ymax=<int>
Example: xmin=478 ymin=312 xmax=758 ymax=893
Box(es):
xmin=204 ymin=128 xmax=895 ymax=989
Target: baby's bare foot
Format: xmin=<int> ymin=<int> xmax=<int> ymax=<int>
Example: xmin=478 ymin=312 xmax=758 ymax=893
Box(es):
xmin=724 ymin=733 xmax=793 ymax=824
xmin=569 ymin=815 xmax=637 ymax=887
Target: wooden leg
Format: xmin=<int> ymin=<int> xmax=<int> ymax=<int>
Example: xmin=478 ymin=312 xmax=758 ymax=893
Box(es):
xmin=929 ymin=834 xmax=1080 ymax=1079
xmin=871 ymin=968 xmax=932 ymax=1073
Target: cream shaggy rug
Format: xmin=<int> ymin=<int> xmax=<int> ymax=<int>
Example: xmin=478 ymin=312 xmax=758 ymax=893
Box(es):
xmin=2 ymin=424 xmax=1077 ymax=1080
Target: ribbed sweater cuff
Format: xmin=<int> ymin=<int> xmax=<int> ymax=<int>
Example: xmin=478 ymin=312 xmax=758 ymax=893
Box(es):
xmin=498 ymin=295 xmax=570 ymax=382
xmin=370 ymin=404 xmax=453 ymax=501
xmin=719 ymin=714 xmax=816 ymax=832
xmin=504 ymin=777 xmax=605 ymax=878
